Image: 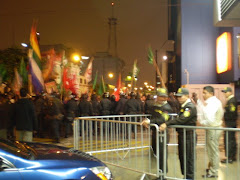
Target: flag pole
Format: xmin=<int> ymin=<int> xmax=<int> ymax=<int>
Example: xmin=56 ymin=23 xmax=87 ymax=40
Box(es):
xmin=131 ymin=59 xmax=137 ymax=92
xmin=28 ymin=49 xmax=33 ymax=95
xmin=153 ymin=55 xmax=166 ymax=88
xmin=60 ymin=50 xmax=65 ymax=101
xmin=92 ymin=70 xmax=98 ymax=94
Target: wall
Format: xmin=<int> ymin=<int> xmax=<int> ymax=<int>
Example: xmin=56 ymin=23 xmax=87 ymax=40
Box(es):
xmin=233 ymin=27 xmax=240 ymax=81
xmin=181 ymin=0 xmax=219 ymax=85
xmin=183 ymin=83 xmax=235 ymax=106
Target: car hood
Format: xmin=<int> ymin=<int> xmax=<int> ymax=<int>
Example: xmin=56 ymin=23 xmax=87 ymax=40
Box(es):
xmin=24 ymin=142 xmax=101 ymax=162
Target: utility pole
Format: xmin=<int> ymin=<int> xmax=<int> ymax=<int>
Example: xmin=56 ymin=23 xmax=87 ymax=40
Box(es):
xmin=107 ymin=2 xmax=118 ymax=57
xmin=155 ymin=50 xmax=161 ymax=88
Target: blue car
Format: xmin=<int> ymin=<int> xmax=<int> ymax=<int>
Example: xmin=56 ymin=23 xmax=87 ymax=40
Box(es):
xmin=0 ymin=138 xmax=112 ymax=180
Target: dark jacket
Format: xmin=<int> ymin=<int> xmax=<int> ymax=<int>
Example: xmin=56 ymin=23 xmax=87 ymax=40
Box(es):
xmin=110 ymin=100 xmax=117 ymax=115
xmin=78 ymin=100 xmax=93 ymax=116
xmin=224 ymin=96 xmax=238 ymax=127
xmin=0 ymin=102 xmax=11 ymax=130
xmin=145 ymin=99 xmax=155 ymax=114
xmin=12 ymin=98 xmax=37 ymax=131
xmin=124 ymin=98 xmax=141 ymax=115
xmin=64 ymin=98 xmax=78 ymax=119
xmin=166 ymin=100 xmax=197 ymax=132
xmin=34 ymin=97 xmax=45 ymax=116
xmin=115 ymin=97 xmax=128 ymax=115
xmin=100 ymin=98 xmax=112 ymax=115
xmin=91 ymin=100 xmax=101 ymax=116
xmin=136 ymin=98 xmax=144 ymax=114
xmin=150 ymin=102 xmax=173 ymax=126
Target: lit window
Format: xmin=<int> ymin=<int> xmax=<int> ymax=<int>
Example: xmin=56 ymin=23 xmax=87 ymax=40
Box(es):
xmin=216 ymin=32 xmax=232 ymax=74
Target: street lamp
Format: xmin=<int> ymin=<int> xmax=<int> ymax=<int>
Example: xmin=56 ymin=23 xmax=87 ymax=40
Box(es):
xmin=81 ymin=56 xmax=90 ymax=60
xmin=163 ymin=55 xmax=168 ymax=60
xmin=21 ymin=43 xmax=28 ymax=47
xmin=108 ymin=73 xmax=114 ymax=78
xmin=73 ymin=54 xmax=80 ymax=62
xmin=155 ymin=40 xmax=175 ymax=88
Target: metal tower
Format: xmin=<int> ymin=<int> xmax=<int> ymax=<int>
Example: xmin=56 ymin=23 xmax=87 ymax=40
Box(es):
xmin=107 ymin=2 xmax=118 ymax=57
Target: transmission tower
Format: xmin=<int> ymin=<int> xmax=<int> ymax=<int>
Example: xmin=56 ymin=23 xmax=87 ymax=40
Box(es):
xmin=107 ymin=2 xmax=118 ymax=57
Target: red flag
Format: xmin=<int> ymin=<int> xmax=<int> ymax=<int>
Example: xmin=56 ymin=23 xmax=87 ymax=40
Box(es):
xmin=63 ymin=67 xmax=77 ymax=94
xmin=63 ymin=68 xmax=69 ymax=89
xmin=41 ymin=49 xmax=55 ymax=81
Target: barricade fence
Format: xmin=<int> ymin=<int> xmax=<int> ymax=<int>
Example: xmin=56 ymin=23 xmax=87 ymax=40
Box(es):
xmin=73 ymin=115 xmax=240 ymax=180
xmin=166 ymin=125 xmax=240 ymax=180
xmin=73 ymin=115 xmax=163 ymax=179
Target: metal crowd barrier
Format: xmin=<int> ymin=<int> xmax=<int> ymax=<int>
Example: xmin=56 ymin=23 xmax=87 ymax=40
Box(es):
xmin=73 ymin=115 xmax=164 ymax=179
xmin=166 ymin=125 xmax=240 ymax=180
xmin=73 ymin=114 xmax=240 ymax=180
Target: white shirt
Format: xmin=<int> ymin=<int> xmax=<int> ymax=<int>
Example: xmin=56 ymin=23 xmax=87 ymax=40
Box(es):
xmin=197 ymin=96 xmax=223 ymax=127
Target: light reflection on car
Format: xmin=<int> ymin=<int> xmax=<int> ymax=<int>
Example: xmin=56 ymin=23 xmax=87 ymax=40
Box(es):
xmin=0 ymin=138 xmax=112 ymax=180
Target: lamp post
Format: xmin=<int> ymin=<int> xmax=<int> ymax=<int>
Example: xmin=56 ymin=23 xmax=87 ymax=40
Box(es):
xmin=108 ymin=73 xmax=114 ymax=78
xmin=155 ymin=40 xmax=175 ymax=88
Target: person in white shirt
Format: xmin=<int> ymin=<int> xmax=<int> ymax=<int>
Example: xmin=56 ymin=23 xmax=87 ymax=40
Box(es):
xmin=193 ymin=86 xmax=224 ymax=178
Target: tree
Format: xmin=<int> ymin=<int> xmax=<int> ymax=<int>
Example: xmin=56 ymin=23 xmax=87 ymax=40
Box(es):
xmin=0 ymin=47 xmax=28 ymax=83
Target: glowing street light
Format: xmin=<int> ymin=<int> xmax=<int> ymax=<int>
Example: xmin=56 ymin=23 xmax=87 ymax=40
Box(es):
xmin=21 ymin=43 xmax=28 ymax=47
xmin=81 ymin=56 xmax=90 ymax=60
xmin=108 ymin=73 xmax=114 ymax=78
xmin=163 ymin=55 xmax=168 ymax=60
xmin=126 ymin=76 xmax=132 ymax=81
xmin=73 ymin=54 xmax=80 ymax=62
xmin=144 ymin=82 xmax=148 ymax=86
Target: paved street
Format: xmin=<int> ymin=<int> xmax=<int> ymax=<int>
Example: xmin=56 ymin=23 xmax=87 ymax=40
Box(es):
xmin=33 ymin=126 xmax=240 ymax=180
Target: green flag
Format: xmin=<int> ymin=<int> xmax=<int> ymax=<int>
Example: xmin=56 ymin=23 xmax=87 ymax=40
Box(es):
xmin=98 ymin=75 xmax=106 ymax=95
xmin=132 ymin=60 xmax=139 ymax=77
xmin=147 ymin=46 xmax=154 ymax=64
xmin=19 ymin=58 xmax=28 ymax=85
xmin=92 ymin=71 xmax=98 ymax=90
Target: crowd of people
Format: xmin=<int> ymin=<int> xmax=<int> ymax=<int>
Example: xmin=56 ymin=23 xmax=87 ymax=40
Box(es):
xmin=0 ymin=85 xmax=238 ymax=179
xmin=0 ymin=87 xmax=179 ymax=143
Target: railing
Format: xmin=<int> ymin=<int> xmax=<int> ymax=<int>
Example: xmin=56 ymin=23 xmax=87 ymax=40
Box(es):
xmin=166 ymin=125 xmax=240 ymax=180
xmin=73 ymin=114 xmax=240 ymax=180
xmin=73 ymin=115 xmax=163 ymax=179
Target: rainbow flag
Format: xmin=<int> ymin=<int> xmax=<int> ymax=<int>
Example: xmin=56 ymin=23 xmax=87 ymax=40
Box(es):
xmin=29 ymin=21 xmax=44 ymax=93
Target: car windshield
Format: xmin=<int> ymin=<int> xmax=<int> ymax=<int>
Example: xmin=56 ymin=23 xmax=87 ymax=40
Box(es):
xmin=0 ymin=139 xmax=36 ymax=160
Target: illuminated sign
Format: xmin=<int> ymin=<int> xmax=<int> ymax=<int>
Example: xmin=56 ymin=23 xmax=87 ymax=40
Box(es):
xmin=216 ymin=32 xmax=232 ymax=74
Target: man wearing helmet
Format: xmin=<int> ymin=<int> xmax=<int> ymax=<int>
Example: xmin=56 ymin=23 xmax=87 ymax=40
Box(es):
xmin=141 ymin=88 xmax=173 ymax=179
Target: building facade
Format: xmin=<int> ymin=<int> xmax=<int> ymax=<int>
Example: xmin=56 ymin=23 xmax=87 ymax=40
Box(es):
xmin=168 ymin=0 xmax=240 ymax=101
